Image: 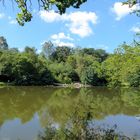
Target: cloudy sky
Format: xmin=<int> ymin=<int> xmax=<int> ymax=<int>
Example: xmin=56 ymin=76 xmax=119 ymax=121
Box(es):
xmin=0 ymin=0 xmax=139 ymax=52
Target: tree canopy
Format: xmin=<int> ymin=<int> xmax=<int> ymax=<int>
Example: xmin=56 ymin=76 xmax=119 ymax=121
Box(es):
xmin=1 ymin=35 xmax=140 ymax=87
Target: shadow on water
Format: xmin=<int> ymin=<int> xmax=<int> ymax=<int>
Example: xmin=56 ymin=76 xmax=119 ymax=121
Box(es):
xmin=0 ymin=87 xmax=140 ymax=139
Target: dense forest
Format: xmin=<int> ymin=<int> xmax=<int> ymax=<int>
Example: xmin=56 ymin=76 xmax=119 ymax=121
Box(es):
xmin=0 ymin=36 xmax=140 ymax=87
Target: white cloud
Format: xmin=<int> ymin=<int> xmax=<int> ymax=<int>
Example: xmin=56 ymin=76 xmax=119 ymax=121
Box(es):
xmin=53 ymin=40 xmax=75 ymax=48
xmin=97 ymin=44 xmax=109 ymax=50
xmin=111 ymin=2 xmax=140 ymax=20
xmin=39 ymin=10 xmax=98 ymax=37
xmin=9 ymin=19 xmax=17 ymax=24
xmin=51 ymin=32 xmax=73 ymax=41
xmin=67 ymin=11 xmax=98 ymax=37
xmin=39 ymin=10 xmax=62 ymax=22
xmin=56 ymin=41 xmax=75 ymax=47
xmin=50 ymin=32 xmax=75 ymax=47
xmin=0 ymin=13 xmax=5 ymax=19
xmin=130 ymin=26 xmax=140 ymax=33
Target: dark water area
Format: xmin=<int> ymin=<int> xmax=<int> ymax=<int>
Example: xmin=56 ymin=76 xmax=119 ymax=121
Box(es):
xmin=0 ymin=87 xmax=140 ymax=140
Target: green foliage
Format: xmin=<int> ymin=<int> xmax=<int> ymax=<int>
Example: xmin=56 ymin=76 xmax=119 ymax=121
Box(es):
xmin=127 ymin=69 xmax=140 ymax=87
xmin=16 ymin=0 xmax=32 ymax=26
xmin=37 ymin=91 xmax=134 ymax=140
xmin=0 ymin=50 xmax=16 ymax=78
xmin=104 ymin=42 xmax=140 ymax=87
xmin=80 ymin=48 xmax=108 ymax=62
xmin=0 ymin=46 xmax=54 ymax=85
xmin=66 ymin=53 xmax=106 ymax=85
xmin=5 ymin=0 xmax=86 ymax=25
xmin=38 ymin=122 xmax=131 ymax=140
xmin=50 ymin=46 xmax=72 ymax=62
xmin=80 ymin=66 xmax=98 ymax=85
xmin=48 ymin=62 xmax=74 ymax=84
xmin=1 ymin=36 xmax=140 ymax=87
xmin=0 ymin=38 xmax=109 ymax=86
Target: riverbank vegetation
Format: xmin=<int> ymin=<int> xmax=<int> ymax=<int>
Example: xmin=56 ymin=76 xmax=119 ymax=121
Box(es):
xmin=0 ymin=36 xmax=140 ymax=87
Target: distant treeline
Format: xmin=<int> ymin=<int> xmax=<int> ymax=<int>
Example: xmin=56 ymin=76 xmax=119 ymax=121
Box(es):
xmin=0 ymin=36 xmax=140 ymax=87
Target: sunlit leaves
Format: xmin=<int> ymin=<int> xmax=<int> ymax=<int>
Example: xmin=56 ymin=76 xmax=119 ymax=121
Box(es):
xmin=14 ymin=0 xmax=87 ymax=25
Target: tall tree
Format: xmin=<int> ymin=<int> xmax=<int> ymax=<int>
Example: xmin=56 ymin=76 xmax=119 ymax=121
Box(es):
xmin=0 ymin=36 xmax=8 ymax=50
xmin=50 ymin=46 xmax=72 ymax=62
xmin=42 ymin=41 xmax=54 ymax=59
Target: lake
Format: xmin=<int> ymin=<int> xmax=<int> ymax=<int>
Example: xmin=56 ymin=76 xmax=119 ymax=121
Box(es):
xmin=0 ymin=87 xmax=140 ymax=140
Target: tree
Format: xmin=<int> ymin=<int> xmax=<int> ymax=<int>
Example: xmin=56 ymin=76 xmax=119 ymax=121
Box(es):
xmin=80 ymin=66 xmax=97 ymax=85
xmin=48 ymin=62 xmax=75 ymax=84
xmin=10 ymin=48 xmax=54 ymax=85
xmin=80 ymin=48 xmax=96 ymax=56
xmin=127 ymin=70 xmax=140 ymax=87
xmin=41 ymin=41 xmax=54 ymax=59
xmin=50 ymin=46 xmax=72 ymax=62
xmin=0 ymin=36 xmax=8 ymax=50
xmin=79 ymin=48 xmax=108 ymax=62
xmin=103 ymin=42 xmax=140 ymax=87
xmin=94 ymin=49 xmax=109 ymax=62
xmin=0 ymin=50 xmax=16 ymax=82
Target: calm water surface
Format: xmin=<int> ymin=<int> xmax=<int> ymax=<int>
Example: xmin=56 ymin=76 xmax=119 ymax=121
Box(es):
xmin=0 ymin=87 xmax=140 ymax=140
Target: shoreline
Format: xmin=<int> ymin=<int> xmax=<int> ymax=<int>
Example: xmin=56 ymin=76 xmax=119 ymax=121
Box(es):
xmin=53 ymin=83 xmax=92 ymax=88
xmin=0 ymin=82 xmax=132 ymax=89
xmin=0 ymin=82 xmax=93 ymax=88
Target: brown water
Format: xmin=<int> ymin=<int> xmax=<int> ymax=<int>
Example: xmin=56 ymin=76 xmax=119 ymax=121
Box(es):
xmin=0 ymin=87 xmax=140 ymax=140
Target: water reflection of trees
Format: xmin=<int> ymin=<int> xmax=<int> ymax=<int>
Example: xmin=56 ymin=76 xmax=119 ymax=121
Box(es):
xmin=0 ymin=87 xmax=53 ymax=125
xmin=0 ymin=87 xmax=140 ymax=127
xmin=38 ymin=94 xmax=133 ymax=140
xmin=38 ymin=123 xmax=133 ymax=140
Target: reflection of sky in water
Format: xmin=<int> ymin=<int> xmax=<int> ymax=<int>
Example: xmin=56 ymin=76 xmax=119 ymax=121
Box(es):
xmin=0 ymin=114 xmax=140 ymax=140
xmin=0 ymin=113 xmax=43 ymax=140
xmin=95 ymin=115 xmax=140 ymax=139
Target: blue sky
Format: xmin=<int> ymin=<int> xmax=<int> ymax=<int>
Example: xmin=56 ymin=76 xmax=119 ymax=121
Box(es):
xmin=0 ymin=0 xmax=139 ymax=53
